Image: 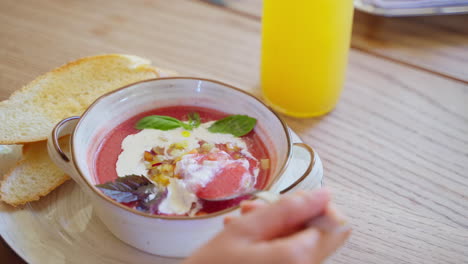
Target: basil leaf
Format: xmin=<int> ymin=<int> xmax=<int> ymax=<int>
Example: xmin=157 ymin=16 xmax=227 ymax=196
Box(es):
xmin=136 ymin=187 xmax=167 ymax=214
xmin=136 ymin=115 xmax=183 ymax=130
xmin=96 ymin=175 xmax=149 ymax=203
xmin=98 ymin=189 xmax=139 ymax=203
xmin=179 ymin=122 xmax=193 ymax=130
xmin=96 ymin=175 xmax=165 ymax=214
xmin=188 ymin=112 xmax=201 ymax=129
xmin=96 ymin=175 xmax=152 ymax=191
xmin=208 ymin=115 xmax=257 ymax=137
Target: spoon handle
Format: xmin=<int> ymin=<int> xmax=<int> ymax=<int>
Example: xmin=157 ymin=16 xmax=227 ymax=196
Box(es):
xmin=254 ymin=190 xmax=281 ymax=203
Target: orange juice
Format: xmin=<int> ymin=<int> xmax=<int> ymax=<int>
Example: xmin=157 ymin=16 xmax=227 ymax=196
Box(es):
xmin=261 ymin=0 xmax=354 ymax=117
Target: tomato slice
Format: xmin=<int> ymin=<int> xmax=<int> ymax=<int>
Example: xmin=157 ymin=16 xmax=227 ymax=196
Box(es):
xmin=196 ymin=162 xmax=248 ymax=200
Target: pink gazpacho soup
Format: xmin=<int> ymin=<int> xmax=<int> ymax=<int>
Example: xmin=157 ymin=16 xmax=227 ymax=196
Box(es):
xmin=94 ymin=106 xmax=270 ymax=216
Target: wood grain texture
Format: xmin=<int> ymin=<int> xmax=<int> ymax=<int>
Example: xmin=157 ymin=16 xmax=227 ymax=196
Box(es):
xmin=0 ymin=0 xmax=467 ymax=263
xmin=205 ymin=0 xmax=468 ymax=83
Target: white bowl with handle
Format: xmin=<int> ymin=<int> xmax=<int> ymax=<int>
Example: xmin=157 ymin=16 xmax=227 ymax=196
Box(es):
xmin=47 ymin=77 xmax=322 ymax=258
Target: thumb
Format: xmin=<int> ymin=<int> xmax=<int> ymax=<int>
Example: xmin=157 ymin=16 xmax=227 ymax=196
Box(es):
xmin=231 ymin=189 xmax=330 ymax=240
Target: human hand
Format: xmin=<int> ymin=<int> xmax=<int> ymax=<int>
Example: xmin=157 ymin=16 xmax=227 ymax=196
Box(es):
xmin=182 ymin=189 xmax=351 ymax=264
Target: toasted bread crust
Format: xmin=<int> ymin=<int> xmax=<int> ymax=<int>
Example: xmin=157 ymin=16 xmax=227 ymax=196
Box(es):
xmin=0 ymin=54 xmax=159 ymax=107
xmin=0 ymin=54 xmax=174 ymax=144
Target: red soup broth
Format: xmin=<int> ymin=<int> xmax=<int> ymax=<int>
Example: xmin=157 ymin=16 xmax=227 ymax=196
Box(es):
xmin=94 ymin=106 xmax=271 ymax=215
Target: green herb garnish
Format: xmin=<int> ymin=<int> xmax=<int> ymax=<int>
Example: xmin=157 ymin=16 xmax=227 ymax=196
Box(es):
xmin=187 ymin=112 xmax=201 ymax=129
xmin=136 ymin=112 xmax=257 ymax=137
xmin=136 ymin=115 xmax=192 ymax=130
xmin=96 ymin=175 xmax=164 ymax=214
xmin=208 ymin=115 xmax=256 ymax=137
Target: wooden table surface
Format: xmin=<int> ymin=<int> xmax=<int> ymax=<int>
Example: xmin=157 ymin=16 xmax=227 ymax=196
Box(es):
xmin=1 ymin=0 xmax=467 ymax=263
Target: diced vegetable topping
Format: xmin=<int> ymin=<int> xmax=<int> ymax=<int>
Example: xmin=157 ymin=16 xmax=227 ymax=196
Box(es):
xmin=260 ymin=159 xmax=270 ymax=170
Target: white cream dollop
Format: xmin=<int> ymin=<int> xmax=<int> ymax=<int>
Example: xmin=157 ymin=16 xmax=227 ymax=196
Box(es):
xmin=174 ymin=153 xmax=226 ymax=190
xmin=115 ymin=121 xmax=259 ymax=215
xmin=158 ymin=178 xmax=200 ymax=216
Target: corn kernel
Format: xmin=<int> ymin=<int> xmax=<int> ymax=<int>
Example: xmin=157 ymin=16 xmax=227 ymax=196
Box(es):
xmin=160 ymin=164 xmax=174 ymax=173
xmin=163 ymin=170 xmax=174 ymax=177
xmin=153 ymin=155 xmax=165 ymax=163
xmin=152 ymin=146 xmax=165 ymax=155
xmin=157 ymin=175 xmax=170 ymax=186
xmin=149 ymin=173 xmax=159 ymax=182
xmin=149 ymin=167 xmax=161 ymax=176
xmin=260 ymin=159 xmax=270 ymax=170
xmin=188 ymin=149 xmax=198 ymax=154
xmin=201 ymin=143 xmax=214 ymax=152
xmin=171 ymin=141 xmax=188 ymax=150
xmin=143 ymin=151 xmax=153 ymax=162
xmin=226 ymin=143 xmax=234 ymax=151
xmin=169 ymin=149 xmax=184 ymax=157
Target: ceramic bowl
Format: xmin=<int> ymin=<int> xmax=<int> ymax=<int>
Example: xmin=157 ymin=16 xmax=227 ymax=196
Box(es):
xmin=47 ymin=77 xmax=321 ymax=257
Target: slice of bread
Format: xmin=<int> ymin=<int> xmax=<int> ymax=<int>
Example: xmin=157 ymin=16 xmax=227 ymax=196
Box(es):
xmin=0 ymin=54 xmax=177 ymax=206
xmin=0 ymin=145 xmax=22 ymax=177
xmin=0 ymin=54 xmax=177 ymax=144
xmin=0 ymin=140 xmax=69 ymax=206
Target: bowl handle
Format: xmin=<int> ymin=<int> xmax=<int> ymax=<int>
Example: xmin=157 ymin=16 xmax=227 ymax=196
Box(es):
xmin=279 ymin=143 xmax=316 ymax=194
xmin=47 ymin=116 xmax=80 ymax=180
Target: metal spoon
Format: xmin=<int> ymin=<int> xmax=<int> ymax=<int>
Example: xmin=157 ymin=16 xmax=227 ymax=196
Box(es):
xmin=204 ymin=190 xmax=348 ymax=233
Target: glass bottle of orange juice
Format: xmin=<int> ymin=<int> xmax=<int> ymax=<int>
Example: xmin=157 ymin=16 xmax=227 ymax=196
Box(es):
xmin=261 ymin=0 xmax=354 ymax=117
